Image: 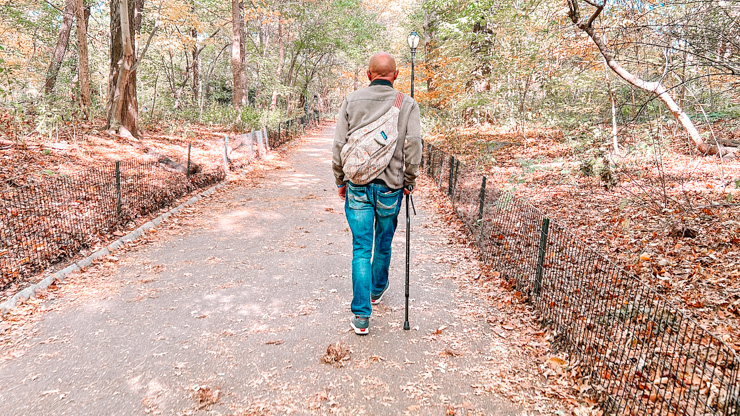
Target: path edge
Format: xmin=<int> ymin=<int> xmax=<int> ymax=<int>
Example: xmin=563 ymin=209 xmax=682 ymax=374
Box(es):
xmin=0 ymin=181 xmax=228 ymax=316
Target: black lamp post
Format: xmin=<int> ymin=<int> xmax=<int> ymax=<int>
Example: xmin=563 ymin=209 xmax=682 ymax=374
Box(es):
xmin=407 ymin=31 xmax=420 ymax=98
xmin=404 ymin=30 xmax=420 ymax=332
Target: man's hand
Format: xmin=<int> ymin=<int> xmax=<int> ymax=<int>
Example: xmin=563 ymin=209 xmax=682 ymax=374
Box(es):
xmin=338 ymin=184 xmax=347 ymax=200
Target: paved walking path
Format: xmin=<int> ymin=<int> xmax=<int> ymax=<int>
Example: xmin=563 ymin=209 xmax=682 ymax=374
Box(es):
xmin=0 ymin=125 xmax=571 ymax=415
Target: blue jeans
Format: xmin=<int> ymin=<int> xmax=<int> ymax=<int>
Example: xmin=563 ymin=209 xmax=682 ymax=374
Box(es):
xmin=345 ymin=182 xmax=403 ymax=318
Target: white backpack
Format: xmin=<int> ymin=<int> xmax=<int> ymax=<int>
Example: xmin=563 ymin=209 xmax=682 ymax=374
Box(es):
xmin=340 ymin=92 xmax=404 ymax=185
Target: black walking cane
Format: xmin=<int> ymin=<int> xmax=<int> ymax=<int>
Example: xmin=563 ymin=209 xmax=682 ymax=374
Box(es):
xmin=404 ymin=189 xmax=416 ymax=330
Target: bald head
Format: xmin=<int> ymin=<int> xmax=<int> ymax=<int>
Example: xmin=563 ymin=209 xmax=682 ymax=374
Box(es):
xmin=367 ymin=52 xmax=399 ymax=83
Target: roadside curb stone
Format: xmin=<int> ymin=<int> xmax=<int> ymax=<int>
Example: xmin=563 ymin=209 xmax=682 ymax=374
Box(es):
xmin=0 ymin=181 xmax=226 ymax=317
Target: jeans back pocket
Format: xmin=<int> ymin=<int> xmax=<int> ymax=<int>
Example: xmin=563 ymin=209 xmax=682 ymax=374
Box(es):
xmin=348 ymin=184 xmax=371 ymax=210
xmin=376 ymin=189 xmax=401 ymax=217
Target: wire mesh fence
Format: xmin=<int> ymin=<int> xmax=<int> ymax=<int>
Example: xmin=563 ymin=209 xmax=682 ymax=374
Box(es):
xmin=272 ymin=112 xmax=320 ymax=149
xmin=422 ymin=139 xmax=740 ymax=416
xmin=0 ymin=158 xmax=224 ymax=289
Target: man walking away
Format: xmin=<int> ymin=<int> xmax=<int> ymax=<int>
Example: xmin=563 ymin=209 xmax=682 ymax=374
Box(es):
xmin=332 ymin=52 xmax=422 ymax=335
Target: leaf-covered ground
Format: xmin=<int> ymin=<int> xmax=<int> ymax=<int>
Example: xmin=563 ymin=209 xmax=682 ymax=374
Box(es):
xmin=0 ymin=116 xmax=232 ymax=193
xmin=426 ymin=121 xmax=740 ymax=353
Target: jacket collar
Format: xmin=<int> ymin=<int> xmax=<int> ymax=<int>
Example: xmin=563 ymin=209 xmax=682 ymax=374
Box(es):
xmin=369 ymin=79 xmax=393 ymax=87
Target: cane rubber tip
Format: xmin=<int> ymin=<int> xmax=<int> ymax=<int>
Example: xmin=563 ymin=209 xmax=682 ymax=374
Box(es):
xmin=403 ymin=321 xmax=410 ymax=330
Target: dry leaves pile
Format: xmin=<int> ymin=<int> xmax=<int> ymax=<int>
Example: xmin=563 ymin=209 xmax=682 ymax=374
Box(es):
xmin=193 ymin=385 xmax=221 ymax=409
xmin=320 ymin=341 xmax=351 ymax=367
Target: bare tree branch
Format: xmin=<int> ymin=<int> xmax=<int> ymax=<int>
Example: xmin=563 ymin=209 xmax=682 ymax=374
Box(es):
xmin=42 ymin=0 xmax=63 ymax=14
xmin=131 ymin=0 xmax=165 ymax=72
xmin=565 ymin=0 xmax=740 ymax=157
xmin=586 ymin=2 xmax=604 ymax=28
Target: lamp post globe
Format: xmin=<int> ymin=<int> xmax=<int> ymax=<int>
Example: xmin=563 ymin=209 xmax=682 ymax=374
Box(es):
xmin=407 ymin=31 xmax=420 ymax=50
xmin=407 ymin=31 xmax=419 ymax=98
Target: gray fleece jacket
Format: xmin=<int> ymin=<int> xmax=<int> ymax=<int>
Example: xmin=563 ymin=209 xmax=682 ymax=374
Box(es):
xmin=332 ymin=80 xmax=422 ymax=190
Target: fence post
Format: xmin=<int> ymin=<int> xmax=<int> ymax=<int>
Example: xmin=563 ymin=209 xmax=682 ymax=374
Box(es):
xmin=256 ymin=129 xmax=265 ymax=157
xmin=278 ymin=122 xmax=281 ymax=145
xmin=435 ymin=149 xmax=440 ymax=179
xmin=429 ymin=147 xmax=434 ymax=176
xmin=420 ymin=139 xmax=425 ymax=169
xmin=425 ymin=145 xmax=430 ymax=174
xmin=429 ymin=145 xmax=434 ymax=175
xmin=451 ymin=159 xmax=460 ymax=207
xmin=427 ymin=143 xmax=434 ymax=177
xmin=115 ymin=161 xmax=121 ymax=216
xmin=187 ymin=142 xmax=192 ymax=180
xmin=448 ymin=156 xmax=455 ymax=195
xmin=223 ymin=135 xmax=230 ymax=170
xmin=534 ymin=217 xmax=550 ymax=295
xmin=438 ymin=153 xmax=446 ymax=187
xmin=478 ymin=175 xmax=487 ymax=223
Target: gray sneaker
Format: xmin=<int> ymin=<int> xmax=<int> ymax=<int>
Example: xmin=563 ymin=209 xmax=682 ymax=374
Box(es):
xmin=350 ymin=316 xmax=369 ymax=335
xmin=371 ymin=283 xmax=389 ymax=305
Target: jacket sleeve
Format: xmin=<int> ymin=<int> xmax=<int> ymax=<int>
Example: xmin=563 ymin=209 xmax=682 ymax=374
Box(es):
xmin=332 ymin=99 xmax=349 ymax=186
xmin=403 ymin=100 xmax=422 ymax=188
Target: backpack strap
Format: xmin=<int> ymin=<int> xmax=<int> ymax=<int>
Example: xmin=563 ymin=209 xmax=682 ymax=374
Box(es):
xmin=394 ymin=92 xmax=403 ymax=109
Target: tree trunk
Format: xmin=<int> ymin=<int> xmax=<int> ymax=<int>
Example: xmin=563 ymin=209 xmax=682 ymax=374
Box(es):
xmin=75 ymin=0 xmax=91 ymax=118
xmin=192 ymin=28 xmax=199 ymax=105
xmin=151 ymin=72 xmax=158 ymax=116
xmin=285 ymin=53 xmax=297 ymax=88
xmin=231 ymin=0 xmax=246 ymax=110
xmin=191 ymin=1 xmax=199 ymax=105
xmin=134 ymin=0 xmax=144 ymax=38
xmin=566 ymin=0 xmax=738 ymax=158
xmin=202 ymin=43 xmax=230 ymax=112
xmin=609 ymin=88 xmax=618 ymax=153
xmin=518 ymin=74 xmax=531 ymax=114
xmin=604 ymin=59 xmax=618 ymax=153
xmin=44 ymin=0 xmax=75 ymax=96
xmin=269 ymin=20 xmax=284 ymax=111
xmin=424 ymin=9 xmax=437 ymax=94
xmin=172 ymin=53 xmax=191 ymax=110
xmin=106 ymin=0 xmax=140 ymax=139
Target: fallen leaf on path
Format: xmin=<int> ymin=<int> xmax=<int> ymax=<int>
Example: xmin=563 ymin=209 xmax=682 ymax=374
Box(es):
xmin=320 ymin=341 xmax=351 ymax=367
xmin=440 ymin=348 xmax=463 ymax=357
xmin=194 ymin=386 xmax=220 ymax=408
xmin=548 ymin=356 xmax=568 ymax=368
xmin=433 ymin=325 xmax=448 ymax=335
